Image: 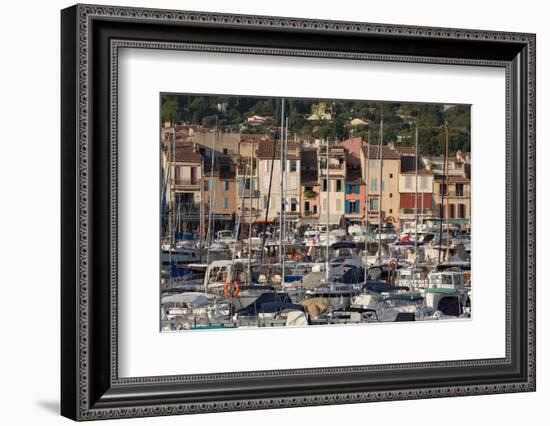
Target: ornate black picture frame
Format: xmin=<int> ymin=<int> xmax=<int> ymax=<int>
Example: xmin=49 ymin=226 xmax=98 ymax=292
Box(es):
xmin=61 ymin=4 xmax=536 ymax=421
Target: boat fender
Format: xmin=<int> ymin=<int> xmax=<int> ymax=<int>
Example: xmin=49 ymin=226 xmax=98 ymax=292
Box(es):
xmin=224 ymin=280 xmax=240 ymax=298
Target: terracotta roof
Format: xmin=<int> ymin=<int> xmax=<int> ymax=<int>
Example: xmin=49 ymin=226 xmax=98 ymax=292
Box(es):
xmin=174 ymin=145 xmax=202 ymax=163
xmin=395 ymin=146 xmax=416 ymax=156
xmin=240 ymin=134 xmax=267 ymax=143
xmin=256 ymin=139 xmax=300 ymax=159
xmin=360 ymin=144 xmax=401 ymax=160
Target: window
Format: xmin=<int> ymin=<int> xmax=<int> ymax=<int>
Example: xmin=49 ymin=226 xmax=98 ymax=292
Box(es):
xmin=370 ymin=198 xmax=379 ymax=210
xmin=244 ymin=178 xmax=251 ymax=190
xmin=305 ymin=186 xmax=313 ymax=192
xmin=389 ymin=193 xmax=393 ymax=198
xmin=288 ymin=175 xmax=297 ymax=190
xmin=222 ymin=148 xmax=228 ymax=155
xmin=440 ymin=183 xmax=447 ymax=195
xmin=291 ymin=198 xmax=298 ymax=212
xmin=305 ymin=201 xmax=310 ymax=212
xmin=190 ymin=166 xmax=197 ymax=184
xmin=348 ymin=201 xmax=358 ymax=214
xmin=458 ymin=203 xmax=466 ymax=219
xmin=389 ymin=173 xmax=393 ymax=179
xmin=370 ymin=177 xmax=378 ymax=192
xmin=369 ymin=159 xmax=376 ymax=169
xmin=223 ymin=181 xmax=229 ymax=191
xmin=263 ymin=196 xmax=269 ymax=209
xmin=456 ymin=183 xmax=464 ymax=197
xmin=322 ymin=179 xmax=328 ymax=192
xmin=336 ymin=180 xmax=343 ymax=192
xmin=313 ymin=205 xmax=318 ymax=214
xmin=421 ymin=176 xmax=430 ymax=191
xmin=289 ymin=160 xmax=297 ymax=172
xmin=222 ymin=197 xmax=229 ymax=209
xmin=404 ymin=175 xmax=412 ymax=190
xmin=436 ymin=203 xmax=444 ymax=218
xmin=208 ymin=179 xmax=215 ymax=190
xmin=389 ymin=209 xmax=393 ymax=214
xmin=449 ymin=204 xmax=456 ymax=219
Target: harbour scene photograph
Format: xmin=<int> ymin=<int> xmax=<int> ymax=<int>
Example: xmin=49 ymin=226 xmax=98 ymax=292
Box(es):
xmin=160 ymin=94 xmax=472 ymax=331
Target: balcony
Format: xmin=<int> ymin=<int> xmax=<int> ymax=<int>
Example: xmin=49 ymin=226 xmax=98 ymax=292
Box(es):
xmin=303 ymin=210 xmax=319 ymax=218
xmin=303 ymin=190 xmax=318 ymax=199
xmin=437 ymin=189 xmax=470 ymax=198
xmin=319 ymin=168 xmax=346 ymax=177
xmin=239 ymin=189 xmax=260 ymax=198
xmin=173 ymin=179 xmax=200 ymax=190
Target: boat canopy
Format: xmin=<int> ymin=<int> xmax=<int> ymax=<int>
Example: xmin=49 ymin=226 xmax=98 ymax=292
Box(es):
xmin=424 ymin=287 xmax=458 ymax=294
xmin=386 ymin=293 xmax=424 ymax=302
xmin=363 ymin=281 xmax=410 ymax=293
xmin=253 ymin=302 xmax=306 ymax=314
xmin=236 ymin=292 xmax=293 ymax=316
xmin=341 ymin=267 xmax=365 ymax=284
xmin=330 ymin=241 xmax=358 ymax=250
xmin=161 ymin=292 xmax=210 ymax=307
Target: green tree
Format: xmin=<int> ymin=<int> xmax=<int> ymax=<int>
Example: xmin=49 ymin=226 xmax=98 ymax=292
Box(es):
xmin=161 ymin=96 xmax=178 ymax=125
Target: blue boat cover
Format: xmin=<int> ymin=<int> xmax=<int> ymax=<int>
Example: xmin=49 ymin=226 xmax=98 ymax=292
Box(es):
xmin=341 ymin=267 xmax=365 ymax=284
xmin=237 ymin=292 xmax=295 ymax=316
xmin=330 ymin=241 xmax=358 ymax=250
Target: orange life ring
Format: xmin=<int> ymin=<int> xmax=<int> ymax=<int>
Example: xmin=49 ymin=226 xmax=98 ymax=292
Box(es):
xmin=224 ymin=280 xmax=240 ymax=298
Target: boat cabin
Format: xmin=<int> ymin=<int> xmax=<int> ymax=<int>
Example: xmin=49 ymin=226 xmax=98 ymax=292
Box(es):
xmin=428 ymin=271 xmax=464 ymax=289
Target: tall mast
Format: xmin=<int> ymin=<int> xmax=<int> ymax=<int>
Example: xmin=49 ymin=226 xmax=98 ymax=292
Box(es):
xmin=282 ymin=116 xmax=289 ymax=283
xmin=259 ymin=104 xmax=279 ymax=264
xmin=205 ymin=117 xmax=217 ymax=266
xmin=377 ymin=117 xmax=383 ymax=265
xmin=325 ymin=136 xmax=330 ymax=283
xmin=364 ymin=130 xmax=370 ymax=282
xmin=239 ymin=160 xmax=249 ymax=257
xmin=168 ymin=127 xmax=175 ymax=285
xmin=445 ymin=122 xmax=451 ymax=260
xmin=438 ymin=122 xmax=448 ymax=265
xmin=414 ymin=125 xmax=419 ymax=263
xmin=279 ymin=98 xmax=285 ymax=269
xmin=247 ymin=141 xmax=254 ymax=284
xmin=199 ymin=155 xmax=205 ymax=244
xmin=172 ymin=128 xmax=176 ymax=252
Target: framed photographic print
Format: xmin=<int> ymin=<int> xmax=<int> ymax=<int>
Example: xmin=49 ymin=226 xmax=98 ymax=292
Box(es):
xmin=61 ymin=4 xmax=536 ymax=421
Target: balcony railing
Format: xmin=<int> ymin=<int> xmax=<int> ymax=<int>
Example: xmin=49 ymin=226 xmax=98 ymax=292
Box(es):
xmin=436 ymin=190 xmax=470 ymax=198
xmin=238 ymin=189 xmax=260 ymax=198
xmin=319 ymin=169 xmax=345 ymax=176
xmin=174 ymin=179 xmax=200 ymax=188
